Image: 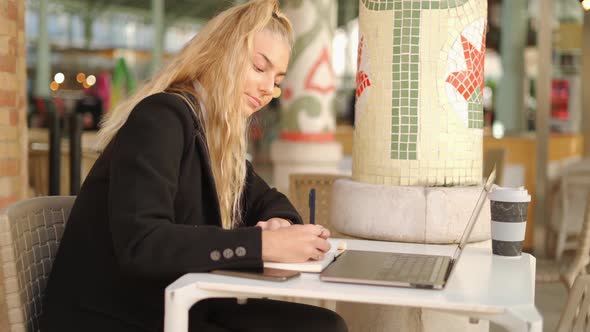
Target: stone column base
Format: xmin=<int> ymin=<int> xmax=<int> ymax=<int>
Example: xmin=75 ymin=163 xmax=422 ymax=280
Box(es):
xmin=331 ymin=179 xmax=491 ymax=243
xmin=270 ymin=139 xmax=343 ymax=193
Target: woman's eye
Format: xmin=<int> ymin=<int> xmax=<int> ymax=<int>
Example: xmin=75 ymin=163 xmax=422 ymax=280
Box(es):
xmin=254 ymin=65 xmax=264 ymax=73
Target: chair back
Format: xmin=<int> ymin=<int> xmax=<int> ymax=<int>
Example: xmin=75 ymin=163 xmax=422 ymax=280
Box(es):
xmin=561 ymin=172 xmax=590 ymax=233
xmin=562 ymin=158 xmax=590 ymax=174
xmin=289 ymin=173 xmax=352 ymax=238
xmin=549 ymin=171 xmax=590 ymax=259
xmin=556 ymin=274 xmax=590 ymax=332
xmin=0 ymin=196 xmax=75 ymax=332
xmin=562 ymin=193 xmax=590 ymax=288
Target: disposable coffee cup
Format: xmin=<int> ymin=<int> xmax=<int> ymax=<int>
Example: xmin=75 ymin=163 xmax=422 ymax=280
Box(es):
xmin=489 ymin=186 xmax=531 ymax=257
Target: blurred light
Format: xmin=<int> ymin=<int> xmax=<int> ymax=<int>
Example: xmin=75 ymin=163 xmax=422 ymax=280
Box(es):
xmin=492 ymin=121 xmax=505 ymax=139
xmin=332 ymin=29 xmax=347 ymax=76
xmin=483 ymin=86 xmax=493 ymax=110
xmin=582 ymin=0 xmax=590 ymax=10
xmin=82 ymin=82 xmax=90 ymax=89
xmin=76 ymin=73 xmax=86 ymax=83
xmin=54 ymin=72 xmax=65 ymax=84
xmin=86 ymin=75 xmax=96 ymax=86
xmin=49 ymin=81 xmax=59 ymax=91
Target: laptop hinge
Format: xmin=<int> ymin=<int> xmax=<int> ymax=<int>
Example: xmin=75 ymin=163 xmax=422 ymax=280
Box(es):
xmin=443 ymin=259 xmax=455 ymax=281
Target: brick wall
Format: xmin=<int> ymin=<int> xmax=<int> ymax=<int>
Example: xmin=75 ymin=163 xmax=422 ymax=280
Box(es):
xmin=0 ymin=0 xmax=25 ymax=328
xmin=0 ymin=0 xmax=27 ymax=210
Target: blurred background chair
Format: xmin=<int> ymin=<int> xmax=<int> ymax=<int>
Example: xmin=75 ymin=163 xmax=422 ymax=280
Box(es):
xmin=537 ymin=194 xmax=590 ymax=289
xmin=561 ymin=158 xmax=590 ymax=174
xmin=0 ymin=196 xmax=75 ymax=332
xmin=289 ymin=173 xmax=352 ymax=239
xmin=546 ymin=171 xmax=590 ymax=259
xmin=555 ymin=274 xmax=590 ymax=332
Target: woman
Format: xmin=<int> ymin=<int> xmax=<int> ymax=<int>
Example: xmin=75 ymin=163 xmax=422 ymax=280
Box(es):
xmin=40 ymin=1 xmax=347 ymax=331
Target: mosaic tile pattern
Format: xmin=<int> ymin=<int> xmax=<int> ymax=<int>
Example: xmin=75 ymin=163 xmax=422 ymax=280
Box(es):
xmin=468 ymin=87 xmax=484 ymax=128
xmin=353 ymin=0 xmax=486 ymax=186
xmin=390 ymin=1 xmax=420 ymax=161
xmin=444 ymin=19 xmax=486 ymax=129
xmin=361 ymin=0 xmax=472 ymax=161
xmin=354 ymin=34 xmax=373 ymax=127
xmin=356 ymin=36 xmax=372 ymax=99
xmin=361 ymin=0 xmax=471 ymax=9
xmin=280 ymin=0 xmax=337 ymax=140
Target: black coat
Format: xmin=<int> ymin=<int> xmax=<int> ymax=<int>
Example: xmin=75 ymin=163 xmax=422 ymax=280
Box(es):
xmin=41 ymin=92 xmax=302 ymax=332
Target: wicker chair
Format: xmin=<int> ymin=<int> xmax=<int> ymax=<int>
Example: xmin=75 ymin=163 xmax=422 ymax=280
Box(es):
xmin=546 ymin=171 xmax=590 ymax=259
xmin=288 ymin=173 xmax=352 ymax=239
xmin=537 ymin=194 xmax=590 ymax=289
xmin=556 ymin=274 xmax=590 ymax=331
xmin=0 ymin=196 xmax=75 ymax=332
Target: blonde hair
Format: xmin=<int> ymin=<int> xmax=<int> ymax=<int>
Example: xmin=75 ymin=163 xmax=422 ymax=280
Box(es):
xmin=96 ymin=0 xmax=294 ymax=229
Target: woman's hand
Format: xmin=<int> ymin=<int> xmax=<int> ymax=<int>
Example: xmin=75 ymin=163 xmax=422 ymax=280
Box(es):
xmin=256 ymin=218 xmax=292 ymax=230
xmin=261 ymin=224 xmax=331 ymax=263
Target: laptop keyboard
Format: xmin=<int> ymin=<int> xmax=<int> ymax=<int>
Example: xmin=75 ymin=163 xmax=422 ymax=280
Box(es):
xmin=374 ymin=254 xmax=444 ymax=284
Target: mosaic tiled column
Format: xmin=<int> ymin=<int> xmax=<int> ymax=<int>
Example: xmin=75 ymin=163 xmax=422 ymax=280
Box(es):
xmin=353 ymin=0 xmax=485 ymax=186
xmin=332 ymin=2 xmax=490 ymax=330
xmin=333 ymin=0 xmax=491 ymax=241
xmin=270 ymin=0 xmax=342 ymax=192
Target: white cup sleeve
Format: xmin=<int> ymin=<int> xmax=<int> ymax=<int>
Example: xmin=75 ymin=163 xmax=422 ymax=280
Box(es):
xmin=491 ymin=221 xmax=526 ymax=242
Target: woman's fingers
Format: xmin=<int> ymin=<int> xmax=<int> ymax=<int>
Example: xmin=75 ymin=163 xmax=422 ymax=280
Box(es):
xmin=311 ymin=252 xmax=325 ymax=261
xmin=256 ymin=220 xmax=284 ymax=230
xmin=314 ymin=237 xmax=331 ymax=253
xmin=262 ymin=218 xmax=292 ymax=230
xmin=318 ymin=227 xmax=331 ymax=239
xmin=307 ymin=224 xmax=331 ymax=239
xmin=277 ymin=219 xmax=292 ymax=227
xmin=256 ymin=221 xmax=268 ymax=230
xmin=261 ymin=224 xmax=333 ymax=263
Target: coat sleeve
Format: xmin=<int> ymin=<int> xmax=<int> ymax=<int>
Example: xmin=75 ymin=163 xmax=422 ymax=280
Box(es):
xmin=241 ymin=161 xmax=303 ymax=226
xmin=108 ymin=93 xmax=262 ymax=279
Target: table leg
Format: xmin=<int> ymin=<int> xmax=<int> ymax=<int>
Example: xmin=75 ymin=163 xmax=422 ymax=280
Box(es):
xmin=165 ymin=288 xmax=191 ymax=331
xmin=164 ymin=284 xmax=263 ymax=332
xmin=165 ymin=286 xmax=224 ymax=332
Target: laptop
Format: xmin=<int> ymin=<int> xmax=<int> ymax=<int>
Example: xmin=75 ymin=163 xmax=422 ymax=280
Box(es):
xmin=320 ymin=168 xmax=496 ymax=290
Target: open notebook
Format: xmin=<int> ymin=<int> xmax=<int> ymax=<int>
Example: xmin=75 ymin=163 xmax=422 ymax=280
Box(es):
xmin=263 ymin=239 xmax=347 ymax=273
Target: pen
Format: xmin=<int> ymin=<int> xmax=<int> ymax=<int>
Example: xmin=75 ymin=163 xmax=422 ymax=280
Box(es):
xmin=309 ymin=188 xmax=316 ymax=225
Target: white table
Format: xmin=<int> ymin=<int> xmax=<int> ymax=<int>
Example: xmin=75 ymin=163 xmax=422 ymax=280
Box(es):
xmin=165 ymin=239 xmax=542 ymax=332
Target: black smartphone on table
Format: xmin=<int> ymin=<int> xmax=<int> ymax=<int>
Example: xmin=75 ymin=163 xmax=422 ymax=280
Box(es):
xmin=211 ymin=268 xmax=300 ymax=282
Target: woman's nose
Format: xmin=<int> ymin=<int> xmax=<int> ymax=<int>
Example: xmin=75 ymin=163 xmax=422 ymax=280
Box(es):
xmin=259 ymin=76 xmax=274 ymax=95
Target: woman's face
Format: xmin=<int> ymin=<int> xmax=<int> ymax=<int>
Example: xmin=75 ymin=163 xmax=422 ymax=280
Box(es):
xmin=242 ymin=29 xmax=290 ymax=117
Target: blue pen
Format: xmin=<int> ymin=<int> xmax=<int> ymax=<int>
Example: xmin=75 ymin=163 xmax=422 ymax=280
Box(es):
xmin=309 ymin=188 xmax=316 ymax=225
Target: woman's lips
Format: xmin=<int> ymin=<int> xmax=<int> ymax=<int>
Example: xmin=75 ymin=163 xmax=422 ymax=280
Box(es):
xmin=246 ymin=94 xmax=262 ymax=108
